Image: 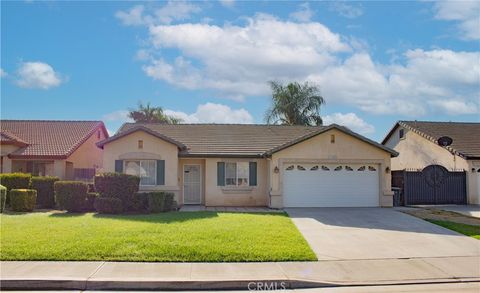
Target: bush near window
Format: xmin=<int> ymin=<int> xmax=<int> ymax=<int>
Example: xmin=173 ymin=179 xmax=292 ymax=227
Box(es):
xmin=0 ymin=173 xmax=32 ymax=204
xmin=31 ymin=176 xmax=60 ymax=208
xmin=130 ymin=193 xmax=149 ymax=213
xmin=94 ymin=197 xmax=123 ymax=214
xmin=54 ymin=181 xmax=88 ymax=213
xmin=84 ymin=192 xmax=98 ymax=212
xmin=146 ymin=192 xmax=175 ymax=213
xmin=0 ymin=185 xmax=6 ymax=213
xmin=94 ymin=173 xmax=140 ymax=211
xmin=10 ymin=189 xmax=37 ymax=212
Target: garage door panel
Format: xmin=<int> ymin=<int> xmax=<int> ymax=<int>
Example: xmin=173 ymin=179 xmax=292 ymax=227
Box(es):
xmin=283 ymin=164 xmax=379 ymax=207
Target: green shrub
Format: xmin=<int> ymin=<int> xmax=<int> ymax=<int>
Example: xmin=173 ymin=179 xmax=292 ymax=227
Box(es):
xmin=31 ymin=176 xmax=60 ymax=208
xmin=94 ymin=197 xmax=123 ymax=214
xmin=94 ymin=173 xmax=140 ymax=211
xmin=147 ymin=192 xmax=167 ymax=213
xmin=10 ymin=189 xmax=37 ymax=212
xmin=84 ymin=192 xmax=98 ymax=212
xmin=164 ymin=193 xmax=175 ymax=211
xmin=0 ymin=173 xmax=31 ymax=204
xmin=130 ymin=192 xmax=149 ymax=213
xmin=54 ymin=181 xmax=88 ymax=213
xmin=0 ymin=185 xmax=6 ymax=213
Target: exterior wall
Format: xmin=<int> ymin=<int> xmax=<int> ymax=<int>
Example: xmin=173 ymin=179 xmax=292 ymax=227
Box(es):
xmin=67 ymin=128 xmax=106 ymax=169
xmin=203 ymin=158 xmax=269 ymax=207
xmin=270 ymin=129 xmax=393 ymax=208
xmin=102 ymin=130 xmax=180 ymax=199
xmin=384 ymin=126 xmax=477 ymax=204
xmin=384 ymin=127 xmax=469 ymax=171
xmin=1 ymin=145 xmax=19 ymax=173
xmin=178 ymin=159 xmax=206 ymax=205
xmin=467 ymin=160 xmax=480 ymax=204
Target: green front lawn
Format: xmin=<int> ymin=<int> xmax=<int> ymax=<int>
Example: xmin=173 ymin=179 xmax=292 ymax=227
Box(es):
xmin=427 ymin=220 xmax=480 ymax=240
xmin=0 ymin=211 xmax=316 ymax=262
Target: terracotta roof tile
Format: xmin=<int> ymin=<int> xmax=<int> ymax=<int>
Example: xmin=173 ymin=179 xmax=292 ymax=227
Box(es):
xmin=1 ymin=120 xmax=108 ymax=159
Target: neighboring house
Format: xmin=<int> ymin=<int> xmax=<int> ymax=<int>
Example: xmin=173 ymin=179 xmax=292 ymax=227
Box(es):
xmin=1 ymin=120 xmax=108 ymax=180
xmin=97 ymin=123 xmax=398 ymax=208
xmin=382 ymin=121 xmax=480 ymax=204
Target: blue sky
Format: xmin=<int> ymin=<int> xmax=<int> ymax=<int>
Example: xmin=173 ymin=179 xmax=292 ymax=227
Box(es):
xmin=1 ymin=1 xmax=479 ymax=141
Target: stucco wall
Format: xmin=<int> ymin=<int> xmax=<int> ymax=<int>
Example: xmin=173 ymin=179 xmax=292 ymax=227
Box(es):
xmin=102 ymin=130 xmax=180 ymax=198
xmin=203 ymin=158 xmax=269 ymax=207
xmin=68 ymin=128 xmax=106 ymax=169
xmin=384 ymin=126 xmax=478 ymax=204
xmin=270 ymin=129 xmax=393 ymax=208
xmin=385 ymin=127 xmax=469 ymax=171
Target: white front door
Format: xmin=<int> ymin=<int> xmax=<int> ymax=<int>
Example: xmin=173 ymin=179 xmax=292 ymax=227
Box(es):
xmin=283 ymin=163 xmax=380 ymax=207
xmin=183 ymin=164 xmax=202 ymax=204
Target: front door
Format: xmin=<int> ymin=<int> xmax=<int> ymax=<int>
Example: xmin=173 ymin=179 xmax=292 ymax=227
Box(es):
xmin=183 ymin=164 xmax=202 ymax=204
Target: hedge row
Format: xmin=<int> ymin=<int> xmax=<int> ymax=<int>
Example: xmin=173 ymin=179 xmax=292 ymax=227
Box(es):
xmin=10 ymin=189 xmax=37 ymax=212
xmin=0 ymin=173 xmax=31 ymax=204
xmin=0 ymin=185 xmax=6 ymax=213
xmin=31 ymin=176 xmax=59 ymax=208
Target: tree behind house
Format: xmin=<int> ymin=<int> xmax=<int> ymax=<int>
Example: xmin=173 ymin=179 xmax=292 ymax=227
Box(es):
xmin=128 ymin=102 xmax=182 ymax=124
xmin=265 ymin=81 xmax=325 ymax=126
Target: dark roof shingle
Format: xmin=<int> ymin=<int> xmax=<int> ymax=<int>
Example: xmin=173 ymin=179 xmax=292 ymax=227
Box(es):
xmin=99 ymin=123 xmax=397 ymax=157
xmin=1 ymin=120 xmax=108 ymax=159
xmin=384 ymin=121 xmax=480 ymax=159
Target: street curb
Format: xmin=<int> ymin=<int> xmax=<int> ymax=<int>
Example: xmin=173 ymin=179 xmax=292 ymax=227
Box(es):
xmin=2 ymin=277 xmax=479 ymax=291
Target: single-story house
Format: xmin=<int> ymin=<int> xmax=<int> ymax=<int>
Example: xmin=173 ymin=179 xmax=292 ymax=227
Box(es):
xmin=1 ymin=120 xmax=108 ymax=180
xmin=97 ymin=123 xmax=398 ymax=208
xmin=382 ymin=121 xmax=480 ymax=204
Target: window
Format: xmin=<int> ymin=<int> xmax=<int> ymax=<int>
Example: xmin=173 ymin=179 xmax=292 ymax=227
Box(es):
xmin=138 ymin=140 xmax=143 ymax=149
xmin=225 ymin=162 xmax=249 ymax=187
xmin=330 ymin=134 xmax=335 ymax=143
xmin=125 ymin=160 xmax=156 ymax=185
xmin=399 ymin=129 xmax=405 ymax=139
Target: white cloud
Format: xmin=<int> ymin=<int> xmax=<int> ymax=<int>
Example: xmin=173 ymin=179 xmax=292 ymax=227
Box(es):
xmin=429 ymin=100 xmax=479 ymax=115
xmin=323 ymin=113 xmax=375 ymax=135
xmin=0 ymin=68 xmax=6 ymax=78
xmin=289 ymin=2 xmax=314 ymax=22
xmin=122 ymin=9 xmax=479 ymax=117
xmin=329 ymin=2 xmax=363 ymax=19
xmin=434 ymin=1 xmax=480 ymax=40
xmin=115 ymin=1 xmax=201 ymax=26
xmin=115 ymin=5 xmax=146 ymax=26
xmin=15 ymin=62 xmax=63 ymax=89
xmin=219 ymin=0 xmax=235 ymax=8
xmin=145 ymin=14 xmax=349 ymax=98
xmin=102 ymin=110 xmax=133 ymax=123
xmin=165 ymin=103 xmax=254 ymax=124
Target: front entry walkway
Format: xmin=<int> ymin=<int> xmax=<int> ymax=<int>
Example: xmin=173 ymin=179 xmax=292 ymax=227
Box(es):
xmin=286 ymin=207 xmax=480 ymax=261
xmin=179 ymin=205 xmax=282 ymax=212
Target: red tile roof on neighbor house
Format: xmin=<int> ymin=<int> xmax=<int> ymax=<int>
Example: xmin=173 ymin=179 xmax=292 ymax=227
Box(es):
xmin=0 ymin=120 xmax=108 ymax=159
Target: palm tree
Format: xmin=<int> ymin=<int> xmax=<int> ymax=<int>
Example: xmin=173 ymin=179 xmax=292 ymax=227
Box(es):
xmin=128 ymin=102 xmax=182 ymax=124
xmin=265 ymin=81 xmax=325 ymax=126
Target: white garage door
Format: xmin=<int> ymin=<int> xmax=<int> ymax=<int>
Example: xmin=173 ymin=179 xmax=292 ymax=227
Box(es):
xmin=283 ymin=163 xmax=379 ymax=207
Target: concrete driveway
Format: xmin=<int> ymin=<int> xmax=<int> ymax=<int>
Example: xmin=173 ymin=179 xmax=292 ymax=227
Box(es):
xmin=286 ymin=208 xmax=480 ymax=261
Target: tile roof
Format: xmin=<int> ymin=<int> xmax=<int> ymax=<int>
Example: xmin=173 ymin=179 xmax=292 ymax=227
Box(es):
xmin=1 ymin=120 xmax=108 ymax=159
xmin=383 ymin=121 xmax=480 ymax=159
xmin=99 ymin=123 xmax=397 ymax=157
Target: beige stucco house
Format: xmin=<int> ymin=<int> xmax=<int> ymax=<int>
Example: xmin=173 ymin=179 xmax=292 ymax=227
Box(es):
xmin=98 ymin=123 xmax=398 ymax=208
xmin=382 ymin=121 xmax=480 ymax=204
xmin=1 ymin=120 xmax=108 ymax=180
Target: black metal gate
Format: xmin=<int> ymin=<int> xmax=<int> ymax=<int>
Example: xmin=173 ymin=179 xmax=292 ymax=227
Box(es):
xmin=392 ymin=165 xmax=467 ymax=205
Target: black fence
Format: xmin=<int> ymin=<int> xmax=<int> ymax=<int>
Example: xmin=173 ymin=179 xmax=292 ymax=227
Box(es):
xmin=73 ymin=168 xmax=96 ymax=181
xmin=392 ymin=164 xmax=467 ymax=205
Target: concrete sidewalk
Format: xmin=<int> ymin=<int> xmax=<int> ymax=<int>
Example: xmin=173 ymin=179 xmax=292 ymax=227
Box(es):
xmin=2 ymin=256 xmax=479 ymax=290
